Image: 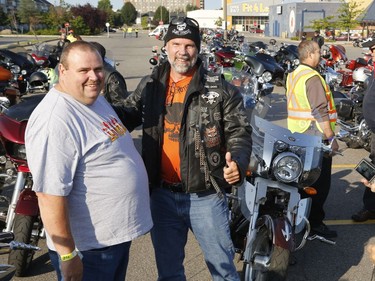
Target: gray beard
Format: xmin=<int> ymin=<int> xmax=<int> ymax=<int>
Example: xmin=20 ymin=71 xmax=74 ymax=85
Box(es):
xmin=169 ymin=55 xmax=198 ymax=74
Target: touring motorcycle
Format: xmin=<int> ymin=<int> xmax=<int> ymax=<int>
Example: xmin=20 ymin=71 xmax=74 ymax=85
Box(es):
xmin=0 ymin=90 xmax=46 ymax=276
xmin=229 ymin=115 xmax=333 ymax=280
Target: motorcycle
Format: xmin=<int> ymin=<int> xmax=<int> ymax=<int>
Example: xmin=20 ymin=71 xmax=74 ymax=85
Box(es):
xmin=0 ymin=49 xmax=35 ymax=95
xmin=334 ymin=67 xmax=372 ymax=151
xmin=0 ymin=90 xmax=46 ymax=276
xmin=0 ymin=231 xmax=40 ymax=281
xmin=273 ymin=43 xmax=300 ymax=75
xmin=222 ymin=67 xmax=273 ymax=118
xmin=229 ymin=115 xmax=333 ymax=281
xmin=149 ymin=45 xmax=168 ymax=69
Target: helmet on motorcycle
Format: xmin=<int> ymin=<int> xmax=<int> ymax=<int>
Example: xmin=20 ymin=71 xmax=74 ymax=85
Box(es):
xmin=28 ymin=71 xmax=49 ymax=93
xmin=352 ymin=67 xmax=371 ymax=84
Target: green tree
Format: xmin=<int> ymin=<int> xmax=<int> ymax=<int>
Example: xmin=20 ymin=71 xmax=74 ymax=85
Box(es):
xmin=215 ymin=17 xmax=223 ymax=28
xmin=120 ymin=2 xmax=137 ymax=26
xmin=336 ymin=0 xmax=364 ymax=41
xmin=70 ymin=15 xmax=90 ymax=35
xmin=154 ymin=6 xmax=169 ymax=25
xmin=0 ymin=10 xmax=10 ymax=27
xmin=43 ymin=6 xmax=71 ymax=33
xmin=98 ymin=0 xmax=112 ymax=12
xmin=308 ymin=16 xmax=336 ymax=32
xmin=18 ymin=0 xmax=42 ymax=34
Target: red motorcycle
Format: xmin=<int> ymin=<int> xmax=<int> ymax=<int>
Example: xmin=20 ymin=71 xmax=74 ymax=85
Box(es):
xmin=0 ymin=93 xmax=45 ymax=277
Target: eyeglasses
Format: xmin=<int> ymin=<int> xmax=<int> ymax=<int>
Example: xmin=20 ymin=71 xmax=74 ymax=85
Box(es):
xmin=170 ymin=17 xmax=199 ymax=29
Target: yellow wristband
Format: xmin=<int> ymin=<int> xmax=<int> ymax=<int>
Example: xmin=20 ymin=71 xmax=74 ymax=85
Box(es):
xmin=60 ymin=249 xmax=78 ymax=262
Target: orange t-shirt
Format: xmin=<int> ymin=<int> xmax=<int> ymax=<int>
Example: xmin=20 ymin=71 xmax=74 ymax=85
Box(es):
xmin=161 ymin=74 xmax=193 ymax=183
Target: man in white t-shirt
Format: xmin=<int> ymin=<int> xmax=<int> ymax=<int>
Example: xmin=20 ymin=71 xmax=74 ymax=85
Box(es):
xmin=25 ymin=41 xmax=153 ymax=281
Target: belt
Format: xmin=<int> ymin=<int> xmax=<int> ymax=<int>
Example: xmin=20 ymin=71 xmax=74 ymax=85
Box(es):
xmin=161 ymin=181 xmax=185 ymax=193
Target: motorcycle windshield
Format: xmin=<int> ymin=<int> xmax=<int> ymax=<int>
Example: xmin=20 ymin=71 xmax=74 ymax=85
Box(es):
xmin=250 ymin=115 xmax=323 ymax=187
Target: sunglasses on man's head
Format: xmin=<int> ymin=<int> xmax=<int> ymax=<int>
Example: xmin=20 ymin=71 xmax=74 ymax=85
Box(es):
xmin=170 ymin=17 xmax=199 ymax=28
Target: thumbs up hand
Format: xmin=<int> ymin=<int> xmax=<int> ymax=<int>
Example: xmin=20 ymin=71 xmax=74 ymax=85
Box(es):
xmin=223 ymin=152 xmax=240 ymax=185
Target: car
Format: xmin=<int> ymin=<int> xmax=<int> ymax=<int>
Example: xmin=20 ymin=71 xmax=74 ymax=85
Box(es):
xmin=103 ymin=28 xmax=116 ymax=33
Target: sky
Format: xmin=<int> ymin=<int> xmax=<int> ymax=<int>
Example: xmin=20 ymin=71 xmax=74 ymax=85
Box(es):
xmin=60 ymin=0 xmax=225 ymax=10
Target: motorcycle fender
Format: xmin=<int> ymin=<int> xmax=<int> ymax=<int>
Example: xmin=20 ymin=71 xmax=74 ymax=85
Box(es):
xmin=273 ymin=217 xmax=295 ymax=251
xmin=15 ymin=189 xmax=39 ymax=216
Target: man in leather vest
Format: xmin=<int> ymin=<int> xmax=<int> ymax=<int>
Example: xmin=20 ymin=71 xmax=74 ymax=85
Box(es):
xmin=114 ymin=17 xmax=252 ymax=281
xmin=286 ymin=40 xmax=339 ymax=239
xmin=352 ymin=38 xmax=375 ymax=222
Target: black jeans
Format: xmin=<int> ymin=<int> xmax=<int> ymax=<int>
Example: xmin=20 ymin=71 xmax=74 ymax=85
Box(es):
xmin=302 ymin=155 xmax=332 ymax=227
xmin=363 ymin=132 xmax=375 ymax=211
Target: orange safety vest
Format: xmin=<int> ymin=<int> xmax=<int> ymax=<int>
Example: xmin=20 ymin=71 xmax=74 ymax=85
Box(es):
xmin=286 ymin=64 xmax=337 ymax=133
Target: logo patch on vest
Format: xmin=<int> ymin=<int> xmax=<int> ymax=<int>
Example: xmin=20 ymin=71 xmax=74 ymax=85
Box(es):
xmin=208 ymin=152 xmax=221 ymax=167
xmin=204 ymin=125 xmax=221 ymax=148
xmin=202 ymin=91 xmax=219 ymax=105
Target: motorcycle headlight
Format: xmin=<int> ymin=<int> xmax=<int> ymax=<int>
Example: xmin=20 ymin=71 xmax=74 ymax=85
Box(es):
xmin=261 ymin=71 xmax=272 ymax=83
xmin=10 ymin=64 xmax=21 ymax=74
xmin=293 ymin=59 xmax=300 ymax=66
xmin=272 ymin=152 xmax=302 ymax=183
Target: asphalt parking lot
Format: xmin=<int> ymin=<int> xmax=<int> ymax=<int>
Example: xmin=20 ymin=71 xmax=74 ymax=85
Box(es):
xmin=1 ymin=31 xmax=375 ymax=281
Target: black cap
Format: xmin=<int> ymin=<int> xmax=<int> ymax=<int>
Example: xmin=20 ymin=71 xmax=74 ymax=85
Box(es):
xmin=362 ymin=38 xmax=375 ymax=49
xmin=164 ymin=17 xmax=201 ymax=51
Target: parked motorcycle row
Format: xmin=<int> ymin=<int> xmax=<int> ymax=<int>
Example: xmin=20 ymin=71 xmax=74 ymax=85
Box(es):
xmin=0 ymin=31 xmax=372 ymax=280
xmin=0 ymin=41 xmax=63 ymax=277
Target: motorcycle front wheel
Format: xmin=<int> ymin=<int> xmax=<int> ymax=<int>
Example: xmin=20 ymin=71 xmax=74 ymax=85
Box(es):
xmin=8 ymin=214 xmax=39 ymax=277
xmin=242 ymin=226 xmax=290 ymax=281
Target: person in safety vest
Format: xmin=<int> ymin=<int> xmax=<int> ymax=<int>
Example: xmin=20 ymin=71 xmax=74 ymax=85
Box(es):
xmin=286 ymin=40 xmax=339 ymax=239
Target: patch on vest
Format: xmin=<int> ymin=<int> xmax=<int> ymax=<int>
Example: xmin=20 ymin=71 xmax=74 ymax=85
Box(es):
xmin=204 ymin=125 xmax=221 ymax=148
xmin=208 ymin=151 xmax=221 ymax=167
xmin=201 ymin=91 xmax=219 ymax=105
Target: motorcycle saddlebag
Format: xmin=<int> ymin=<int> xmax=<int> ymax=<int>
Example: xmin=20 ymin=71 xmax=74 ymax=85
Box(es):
xmin=335 ymin=99 xmax=353 ymax=120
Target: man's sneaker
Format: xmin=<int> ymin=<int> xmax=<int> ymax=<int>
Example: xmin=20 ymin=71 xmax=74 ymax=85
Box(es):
xmin=310 ymin=223 xmax=337 ymax=239
xmin=352 ymin=209 xmax=375 ymax=222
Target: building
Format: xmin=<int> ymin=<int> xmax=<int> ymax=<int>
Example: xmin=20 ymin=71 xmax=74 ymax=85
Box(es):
xmin=228 ymin=0 xmax=373 ymax=38
xmin=268 ymin=1 xmax=342 ymax=38
xmin=187 ymin=9 xmax=223 ymax=29
xmin=0 ymin=0 xmax=52 ymax=13
xmin=130 ymin=0 xmax=202 ymax=15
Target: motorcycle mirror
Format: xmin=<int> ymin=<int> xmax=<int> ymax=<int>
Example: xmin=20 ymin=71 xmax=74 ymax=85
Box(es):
xmin=149 ymin=58 xmax=158 ymax=66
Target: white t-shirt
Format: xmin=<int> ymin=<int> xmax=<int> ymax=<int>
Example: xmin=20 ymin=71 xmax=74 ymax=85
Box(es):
xmin=25 ymin=87 xmax=153 ymax=251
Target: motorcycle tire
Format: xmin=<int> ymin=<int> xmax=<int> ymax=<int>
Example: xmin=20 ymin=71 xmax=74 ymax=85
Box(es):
xmin=8 ymin=214 xmax=39 ymax=277
xmin=241 ymin=226 xmax=289 ymax=281
xmin=344 ymin=140 xmax=362 ymax=149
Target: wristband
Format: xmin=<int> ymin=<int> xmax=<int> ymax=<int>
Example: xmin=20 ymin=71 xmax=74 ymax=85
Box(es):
xmin=60 ymin=249 xmax=78 ymax=262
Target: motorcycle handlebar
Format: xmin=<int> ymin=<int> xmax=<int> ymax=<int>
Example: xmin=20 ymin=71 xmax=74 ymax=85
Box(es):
xmin=0 ymin=232 xmax=40 ymax=251
xmin=0 ymin=232 xmax=14 ymax=243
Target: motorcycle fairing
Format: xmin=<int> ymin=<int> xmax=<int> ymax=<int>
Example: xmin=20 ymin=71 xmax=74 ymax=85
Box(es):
xmin=254 ymin=116 xmax=323 ymax=186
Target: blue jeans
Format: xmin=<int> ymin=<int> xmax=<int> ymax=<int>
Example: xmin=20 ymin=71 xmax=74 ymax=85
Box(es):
xmin=150 ymin=188 xmax=240 ymax=281
xmin=49 ymin=241 xmax=131 ymax=281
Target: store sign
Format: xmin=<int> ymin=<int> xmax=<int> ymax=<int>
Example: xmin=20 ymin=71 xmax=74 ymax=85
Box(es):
xmin=242 ymin=3 xmax=269 ymax=14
